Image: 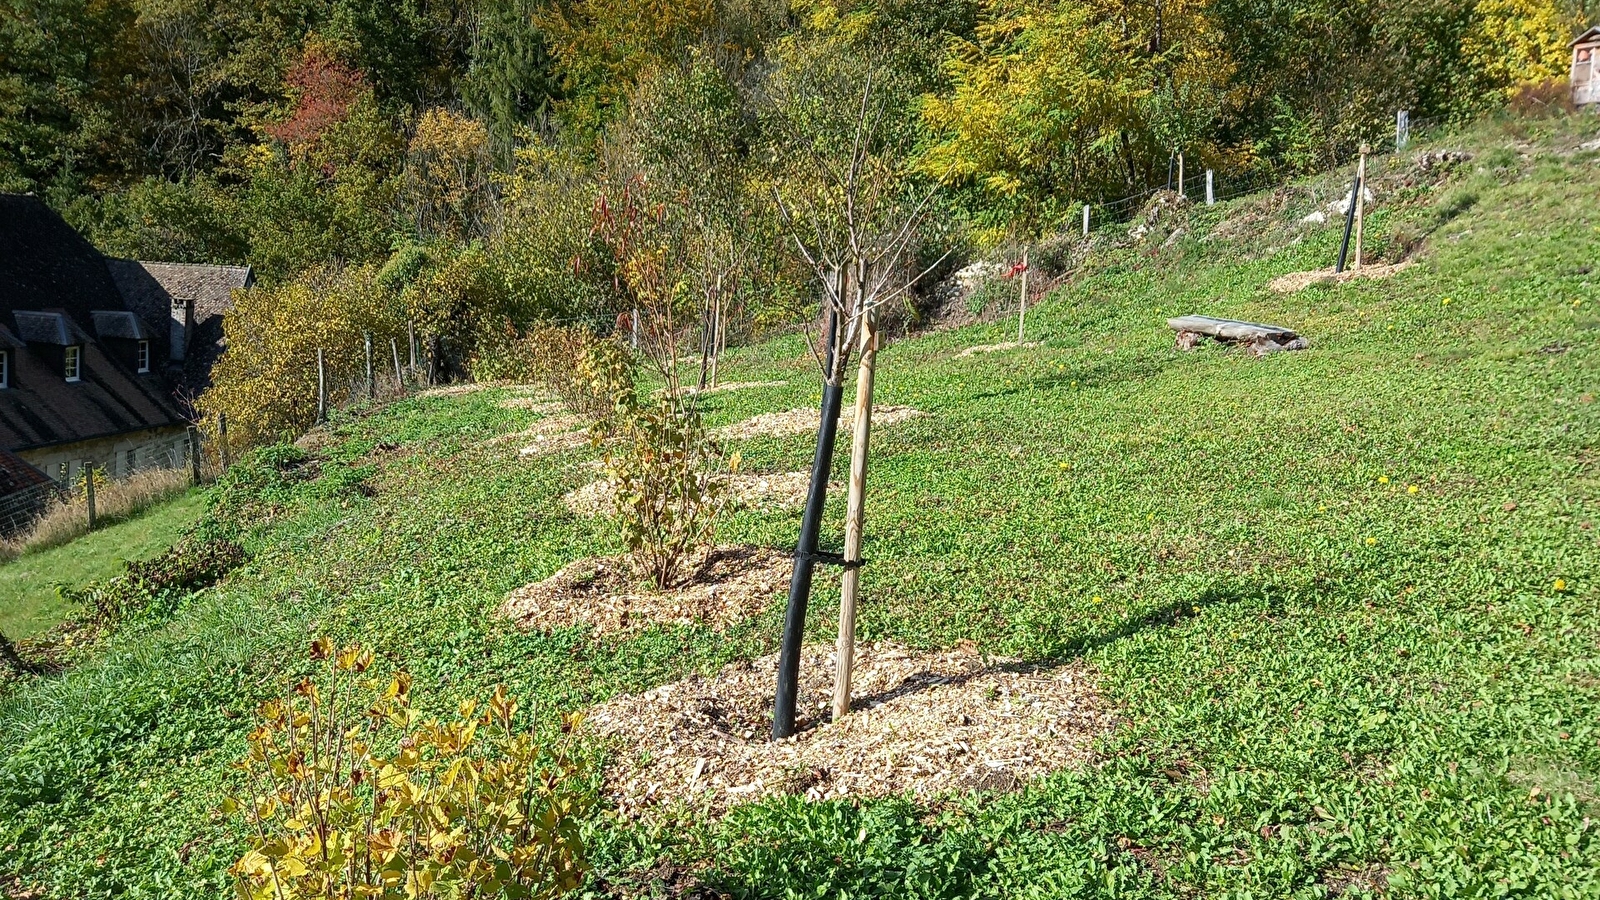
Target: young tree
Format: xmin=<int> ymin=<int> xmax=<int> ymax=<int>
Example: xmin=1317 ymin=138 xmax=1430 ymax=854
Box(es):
xmin=765 ymin=45 xmax=949 ymax=737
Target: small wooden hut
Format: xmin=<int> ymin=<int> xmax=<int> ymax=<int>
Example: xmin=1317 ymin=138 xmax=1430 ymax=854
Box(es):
xmin=1574 ymin=26 xmax=1600 ymax=108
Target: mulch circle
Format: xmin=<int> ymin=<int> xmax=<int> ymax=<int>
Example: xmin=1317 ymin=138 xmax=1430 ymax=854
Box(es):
xmin=500 ymin=545 xmax=792 ymax=636
xmin=585 ymin=642 xmax=1113 ymax=819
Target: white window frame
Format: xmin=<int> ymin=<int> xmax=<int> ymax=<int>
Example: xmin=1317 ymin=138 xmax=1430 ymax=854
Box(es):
xmin=64 ymin=345 xmax=82 ymax=382
xmin=0 ymin=349 xmax=8 ymax=388
xmin=137 ymin=340 xmax=150 ymax=373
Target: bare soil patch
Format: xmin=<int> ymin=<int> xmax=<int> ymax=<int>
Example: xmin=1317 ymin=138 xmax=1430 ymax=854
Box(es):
xmin=958 ymin=341 xmax=1042 ymax=358
xmin=716 ymin=405 xmax=926 ymax=441
xmin=586 ymin=642 xmax=1111 ymax=818
xmin=1269 ymin=261 xmax=1413 ymax=293
xmin=564 ymin=471 xmax=821 ymax=517
xmin=501 ymin=545 xmax=790 ymax=636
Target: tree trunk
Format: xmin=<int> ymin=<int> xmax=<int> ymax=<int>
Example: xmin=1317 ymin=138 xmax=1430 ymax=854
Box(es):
xmin=832 ymin=312 xmax=878 ymax=721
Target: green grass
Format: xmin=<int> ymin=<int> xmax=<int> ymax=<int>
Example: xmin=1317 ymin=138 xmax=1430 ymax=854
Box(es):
xmin=0 ymin=491 xmax=208 ymax=639
xmin=2 ymin=113 xmax=1598 ymax=899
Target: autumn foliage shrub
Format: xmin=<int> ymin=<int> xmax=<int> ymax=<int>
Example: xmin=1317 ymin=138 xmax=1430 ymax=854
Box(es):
xmin=200 ymin=265 xmax=407 ymax=449
xmin=225 ymin=639 xmax=591 ymax=900
xmin=62 ymin=537 xmax=246 ymax=628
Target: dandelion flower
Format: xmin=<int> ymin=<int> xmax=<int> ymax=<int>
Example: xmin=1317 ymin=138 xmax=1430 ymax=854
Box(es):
xmin=1407 ymin=484 xmax=1419 ymax=494
xmin=1379 ymin=475 xmax=1390 ymax=484
xmin=1442 ymin=298 xmax=1451 ymax=305
xmin=1365 ymin=537 xmax=1378 ymax=546
xmin=1092 ymin=596 xmax=1103 ymax=604
xmin=1554 ymin=579 xmax=1568 ymax=592
xmin=1318 ymin=504 xmax=1327 ymax=512
xmin=1058 ymin=461 xmax=1070 ymax=470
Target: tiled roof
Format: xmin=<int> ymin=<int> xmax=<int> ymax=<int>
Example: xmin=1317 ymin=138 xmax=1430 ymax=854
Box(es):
xmin=0 ymin=448 xmax=51 ymax=497
xmin=14 ymin=310 xmax=94 ymax=345
xmin=91 ymin=310 xmax=154 ymax=340
xmin=111 ymin=260 xmax=253 ymax=323
xmin=0 ymin=194 xmax=188 ymax=451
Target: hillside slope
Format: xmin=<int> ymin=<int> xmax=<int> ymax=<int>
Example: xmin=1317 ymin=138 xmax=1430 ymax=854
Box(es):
xmin=2 ymin=113 xmax=1597 ymax=899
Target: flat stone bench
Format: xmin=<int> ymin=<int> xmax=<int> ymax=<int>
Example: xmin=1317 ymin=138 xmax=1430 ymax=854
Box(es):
xmin=1167 ymin=315 xmax=1308 ymax=357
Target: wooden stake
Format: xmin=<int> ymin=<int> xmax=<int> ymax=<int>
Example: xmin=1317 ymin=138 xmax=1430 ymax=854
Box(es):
xmin=316 ymin=347 xmax=326 ymax=422
xmin=408 ymin=321 xmax=417 ymax=371
xmin=832 ymin=312 xmax=879 ymax=722
xmin=1206 ymin=170 xmax=1215 ymax=206
xmin=1082 ymin=204 xmax=1090 ymax=237
xmin=188 ymin=426 xmax=202 ymax=485
xmin=1017 ymin=248 xmax=1030 ymax=344
xmin=1177 ymin=153 xmax=1185 ymax=198
xmin=391 ymin=338 xmax=403 ymax=391
xmin=1354 ymin=144 xmax=1369 ymax=271
xmin=84 ymin=463 xmax=96 ymax=531
xmin=365 ymin=331 xmax=374 ymax=399
xmin=709 ymin=278 xmax=724 ymax=389
xmin=218 ymin=412 xmax=230 ymax=470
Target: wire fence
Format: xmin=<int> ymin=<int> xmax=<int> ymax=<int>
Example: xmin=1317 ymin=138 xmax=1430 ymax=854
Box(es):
xmin=0 ymin=481 xmax=65 ymax=537
xmin=1084 ymin=111 xmax=1452 ymax=229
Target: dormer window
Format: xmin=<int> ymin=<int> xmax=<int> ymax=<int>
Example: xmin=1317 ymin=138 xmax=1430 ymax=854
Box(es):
xmin=137 ymin=340 xmax=151 ymax=373
xmin=64 ymin=345 xmax=82 ymax=382
xmin=0 ymin=350 xmax=8 ymax=388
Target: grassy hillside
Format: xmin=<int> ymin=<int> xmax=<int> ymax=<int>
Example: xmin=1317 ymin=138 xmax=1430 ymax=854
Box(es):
xmin=0 ymin=491 xmax=207 ymax=639
xmin=2 ymin=113 xmax=1597 ymax=899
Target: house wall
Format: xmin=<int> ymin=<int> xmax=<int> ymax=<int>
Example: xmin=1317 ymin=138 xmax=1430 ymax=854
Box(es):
xmin=18 ymin=424 xmax=193 ymax=485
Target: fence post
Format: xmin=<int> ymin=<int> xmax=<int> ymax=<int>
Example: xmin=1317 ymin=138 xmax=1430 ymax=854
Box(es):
xmin=188 ymin=426 xmax=202 ymax=486
xmin=1206 ymin=170 xmax=1215 ymax=206
xmin=218 ymin=412 xmax=230 ymax=470
xmin=391 ymin=338 xmax=403 ymax=392
xmin=1396 ymin=110 xmax=1410 ymax=152
xmin=1177 ymin=153 xmax=1185 ymax=198
xmin=84 ymin=463 xmax=96 ymax=531
xmin=408 ymin=321 xmax=417 ymax=371
xmin=1353 ymin=143 xmax=1369 ymax=270
xmin=365 ymin=331 xmax=374 ymax=400
xmin=1082 ymin=204 xmax=1091 ymax=237
xmin=316 ymin=347 xmax=327 ymax=422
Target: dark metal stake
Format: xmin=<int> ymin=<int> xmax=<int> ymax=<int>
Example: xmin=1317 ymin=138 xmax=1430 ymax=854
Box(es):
xmin=773 ymin=313 xmax=844 ymax=740
xmin=218 ymin=412 xmax=230 ymax=470
xmin=1336 ymin=171 xmax=1362 ymax=274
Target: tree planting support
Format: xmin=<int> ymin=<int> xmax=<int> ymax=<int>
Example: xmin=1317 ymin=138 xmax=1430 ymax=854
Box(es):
xmin=773 ymin=309 xmax=846 ymax=740
xmin=84 ymin=462 xmax=96 ymax=530
xmin=832 ymin=313 xmax=878 ymax=721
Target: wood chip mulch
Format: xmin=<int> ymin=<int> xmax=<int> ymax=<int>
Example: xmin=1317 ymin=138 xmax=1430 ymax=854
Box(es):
xmin=586 ymin=642 xmax=1112 ymax=818
xmin=563 ymin=471 xmax=823 ymax=517
xmin=715 ymin=406 xmax=926 ymax=441
xmin=1268 ymin=261 xmax=1412 ymax=293
xmin=500 ymin=545 xmax=791 ymax=636
xmin=958 ymin=341 xmax=1043 ymax=358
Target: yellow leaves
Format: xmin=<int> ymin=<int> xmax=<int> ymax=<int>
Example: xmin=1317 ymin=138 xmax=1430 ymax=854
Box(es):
xmin=1460 ymin=0 xmax=1576 ymax=97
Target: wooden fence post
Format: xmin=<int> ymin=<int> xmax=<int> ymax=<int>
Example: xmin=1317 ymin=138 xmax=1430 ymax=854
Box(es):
xmin=188 ymin=426 xmax=202 ymax=486
xmin=365 ymin=331 xmax=374 ymax=399
xmin=1082 ymin=204 xmax=1090 ymax=237
xmin=84 ymin=463 xmax=96 ymax=531
xmin=1396 ymin=110 xmax=1410 ymax=152
xmin=218 ymin=412 xmax=230 ymax=470
xmin=1017 ymin=248 xmax=1030 ymax=344
xmin=832 ymin=312 xmax=879 ymax=722
xmin=408 ymin=321 xmax=417 ymax=371
xmin=391 ymin=338 xmax=403 ymax=392
xmin=316 ymin=347 xmax=327 ymax=422
xmin=1177 ymin=153 xmax=1185 ymax=198
xmin=1354 ymin=144 xmax=1369 ymax=271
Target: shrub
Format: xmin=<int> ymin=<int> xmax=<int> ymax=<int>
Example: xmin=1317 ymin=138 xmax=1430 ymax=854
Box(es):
xmin=62 ymin=537 xmax=246 ymax=628
xmin=225 ymin=639 xmax=591 ymax=900
xmin=602 ymin=396 xmax=724 ymax=590
xmin=483 ymin=325 xmax=638 ymax=425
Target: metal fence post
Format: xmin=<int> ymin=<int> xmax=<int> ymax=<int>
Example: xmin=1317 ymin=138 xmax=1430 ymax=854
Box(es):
xmin=1206 ymin=170 xmax=1215 ymax=206
xmin=1396 ymin=110 xmax=1410 ymax=152
xmin=1082 ymin=204 xmax=1091 ymax=237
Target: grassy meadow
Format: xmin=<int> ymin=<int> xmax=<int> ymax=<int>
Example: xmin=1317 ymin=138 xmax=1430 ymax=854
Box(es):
xmin=1 ymin=114 xmax=1597 ymax=899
